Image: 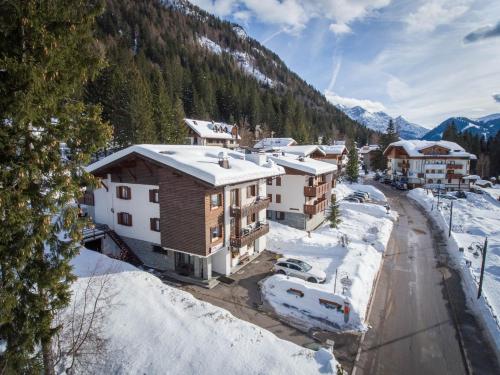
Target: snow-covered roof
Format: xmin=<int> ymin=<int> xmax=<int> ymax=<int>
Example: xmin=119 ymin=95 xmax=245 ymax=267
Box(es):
xmin=384 ymin=140 xmax=476 ymax=159
xmin=254 ymin=138 xmax=297 ymax=149
xmin=359 ymin=145 xmax=380 ymax=154
xmin=267 ymin=145 xmax=325 ymax=157
xmin=267 ymin=153 xmax=336 ymax=176
xmin=86 ymin=145 xmax=283 ymax=187
xmin=320 ymin=144 xmax=347 ymax=155
xmin=184 ymin=118 xmax=240 ymax=140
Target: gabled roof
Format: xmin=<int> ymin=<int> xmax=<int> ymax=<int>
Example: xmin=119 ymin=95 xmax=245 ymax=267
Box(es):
xmin=184 ymin=118 xmax=240 ymax=140
xmin=383 ymin=140 xmax=476 ymax=159
xmin=86 ymin=145 xmax=283 ymax=187
xmin=320 ymin=144 xmax=347 ymax=155
xmin=268 ymin=145 xmax=325 ymax=157
xmin=267 ymin=153 xmax=337 ymax=176
xmin=359 ymin=145 xmax=380 ymax=154
xmin=254 ymin=138 xmax=297 ymax=149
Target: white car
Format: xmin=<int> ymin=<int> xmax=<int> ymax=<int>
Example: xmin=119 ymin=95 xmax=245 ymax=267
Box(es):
xmin=273 ymin=258 xmax=326 ymax=283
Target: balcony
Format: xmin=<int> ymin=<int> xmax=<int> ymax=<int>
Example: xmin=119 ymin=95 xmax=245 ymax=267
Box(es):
xmin=230 ymin=197 xmax=270 ymax=217
xmin=446 ymin=173 xmax=463 ymax=179
xmin=304 ymin=181 xmax=332 ymax=197
xmin=446 ymin=164 xmax=462 ymax=170
xmin=304 ymin=197 xmax=328 ymax=215
xmin=230 ymin=222 xmax=269 ymax=248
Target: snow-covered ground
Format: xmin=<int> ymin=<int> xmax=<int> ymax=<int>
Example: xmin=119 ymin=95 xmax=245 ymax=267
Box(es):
xmin=261 ymin=183 xmax=396 ymax=331
xmin=408 ymin=188 xmax=500 ymax=354
xmin=64 ymin=249 xmax=338 ymax=374
xmin=481 ymin=185 xmax=500 ymax=200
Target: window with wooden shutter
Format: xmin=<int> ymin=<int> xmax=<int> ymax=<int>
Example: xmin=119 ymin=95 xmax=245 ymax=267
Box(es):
xmin=116 ymin=186 xmax=131 ymax=200
xmin=276 ymin=194 xmax=281 ymax=203
xmin=117 ymin=212 xmax=132 ymax=226
xmin=266 ymin=178 xmax=272 ymax=185
xmin=150 ymin=218 xmax=160 ymax=232
xmin=276 ymin=177 xmax=281 ymax=186
xmin=149 ymin=189 xmax=159 ymax=203
xmin=267 ymin=193 xmax=272 ymax=202
xmin=247 ymin=184 xmax=256 ymax=197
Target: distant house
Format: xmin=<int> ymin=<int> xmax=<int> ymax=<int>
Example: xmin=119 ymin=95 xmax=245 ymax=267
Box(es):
xmin=359 ymin=144 xmax=380 ymax=171
xmin=253 ymin=137 xmax=297 ymax=150
xmin=184 ymin=118 xmax=240 ymax=149
xmin=383 ymin=140 xmax=476 ymax=190
xmin=314 ymin=144 xmax=349 ymax=174
xmin=269 ymin=145 xmax=326 ymax=159
xmin=84 ymin=145 xmax=283 ymax=284
xmin=265 ymin=152 xmax=337 ymax=231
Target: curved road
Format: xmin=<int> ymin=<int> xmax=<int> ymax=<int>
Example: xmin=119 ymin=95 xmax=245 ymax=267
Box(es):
xmin=353 ymin=182 xmax=499 ymax=375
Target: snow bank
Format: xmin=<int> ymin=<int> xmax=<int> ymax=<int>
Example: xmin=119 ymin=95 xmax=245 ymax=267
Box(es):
xmin=262 ymin=184 xmax=396 ymax=331
xmin=334 ymin=182 xmax=387 ymax=202
xmin=67 ymin=249 xmax=337 ymax=374
xmin=408 ymin=188 xmax=500 ymax=355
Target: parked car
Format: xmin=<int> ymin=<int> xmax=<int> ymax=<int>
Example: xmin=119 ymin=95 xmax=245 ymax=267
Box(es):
xmin=374 ymin=173 xmax=382 ymax=181
xmin=438 ymin=194 xmax=457 ymax=200
xmin=344 ymin=196 xmax=362 ymax=203
xmin=395 ymin=182 xmax=408 ymax=190
xmin=354 ymin=191 xmax=370 ymax=199
xmin=351 ymin=193 xmax=367 ymax=201
xmin=273 ymin=258 xmax=326 ymax=283
xmin=383 ymin=177 xmax=392 ymax=184
xmin=456 ymin=191 xmax=467 ymax=199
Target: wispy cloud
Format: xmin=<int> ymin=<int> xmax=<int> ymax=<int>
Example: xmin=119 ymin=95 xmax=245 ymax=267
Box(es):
xmin=464 ymin=22 xmax=500 ymax=43
xmin=406 ymin=0 xmax=471 ymax=33
xmin=324 ymin=90 xmax=386 ymax=113
xmin=493 ymin=93 xmax=500 ymax=103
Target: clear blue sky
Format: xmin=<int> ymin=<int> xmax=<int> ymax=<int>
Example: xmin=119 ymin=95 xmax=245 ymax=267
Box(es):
xmin=191 ymin=0 xmax=500 ymax=128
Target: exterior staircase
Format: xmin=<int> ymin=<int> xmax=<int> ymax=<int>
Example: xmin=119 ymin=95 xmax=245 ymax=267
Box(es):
xmin=105 ymin=228 xmax=143 ymax=267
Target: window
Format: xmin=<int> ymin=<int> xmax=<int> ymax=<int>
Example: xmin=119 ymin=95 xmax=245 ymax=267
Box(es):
xmin=276 ymin=194 xmax=281 ymax=204
xmin=276 ymin=211 xmax=285 ymax=220
xmin=428 ymin=179 xmax=434 ymax=183
xmin=266 ymin=210 xmax=272 ymax=219
xmin=276 ymin=177 xmax=282 ymax=186
xmin=210 ymin=193 xmax=222 ymax=209
xmin=211 ymin=225 xmax=222 ymax=242
xmin=247 ymin=213 xmax=256 ymax=224
xmin=448 ymin=179 xmax=452 ymax=184
xmin=116 ymin=186 xmax=131 ymax=200
xmin=266 ymin=178 xmax=272 ymax=185
xmin=153 ymin=245 xmax=168 ymax=255
xmin=247 ymin=184 xmax=256 ymax=197
xmin=288 ymin=264 xmax=301 ymax=271
xmin=149 ymin=189 xmax=159 ymax=203
xmin=437 ymin=179 xmax=442 ymax=184
xmin=267 ymin=193 xmax=272 ymax=202
xmin=117 ymin=212 xmax=132 ymax=226
xmin=150 ymin=218 xmax=160 ymax=232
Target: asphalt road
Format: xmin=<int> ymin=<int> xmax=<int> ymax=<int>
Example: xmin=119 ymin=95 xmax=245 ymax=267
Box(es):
xmin=353 ymin=182 xmax=499 ymax=375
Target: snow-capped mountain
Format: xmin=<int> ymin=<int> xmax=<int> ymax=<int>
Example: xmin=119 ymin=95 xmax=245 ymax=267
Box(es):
xmin=422 ymin=114 xmax=500 ymax=140
xmin=338 ymin=105 xmax=429 ymax=140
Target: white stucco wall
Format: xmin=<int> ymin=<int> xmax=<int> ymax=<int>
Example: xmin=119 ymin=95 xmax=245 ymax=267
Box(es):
xmin=93 ymin=176 xmax=161 ymax=245
xmin=267 ymin=174 xmax=306 ymax=214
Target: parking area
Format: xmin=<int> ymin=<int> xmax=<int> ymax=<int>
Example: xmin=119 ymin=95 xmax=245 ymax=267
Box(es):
xmin=176 ymin=250 xmax=360 ymax=373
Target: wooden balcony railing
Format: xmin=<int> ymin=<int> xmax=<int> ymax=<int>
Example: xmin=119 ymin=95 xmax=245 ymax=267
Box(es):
xmin=304 ymin=181 xmax=332 ymax=197
xmin=230 ymin=223 xmax=269 ymax=248
xmin=446 ymin=173 xmax=463 ymax=179
xmin=230 ymin=197 xmax=270 ymax=217
xmin=304 ymin=197 xmax=328 ymax=215
xmin=447 ymin=164 xmax=462 ymax=170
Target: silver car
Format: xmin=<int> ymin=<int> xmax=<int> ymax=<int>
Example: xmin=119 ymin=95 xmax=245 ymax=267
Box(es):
xmin=273 ymin=258 xmax=326 ymax=283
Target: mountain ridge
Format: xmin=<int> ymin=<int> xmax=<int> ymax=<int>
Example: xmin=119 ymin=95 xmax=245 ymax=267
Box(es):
xmin=421 ymin=114 xmax=500 ymax=141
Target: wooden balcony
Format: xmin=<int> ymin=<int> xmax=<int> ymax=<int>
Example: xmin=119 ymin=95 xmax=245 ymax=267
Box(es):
xmin=446 ymin=173 xmax=463 ymax=179
xmin=230 ymin=197 xmax=270 ymax=217
xmin=304 ymin=181 xmax=332 ymax=197
xmin=447 ymin=164 xmax=462 ymax=170
xmin=304 ymin=197 xmax=328 ymax=215
xmin=230 ymin=223 xmax=269 ymax=248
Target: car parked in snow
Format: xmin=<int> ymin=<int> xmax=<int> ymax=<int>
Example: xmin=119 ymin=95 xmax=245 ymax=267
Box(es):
xmin=354 ymin=191 xmax=370 ymax=199
xmin=273 ymin=258 xmax=326 ymax=283
xmin=344 ymin=196 xmax=362 ymax=203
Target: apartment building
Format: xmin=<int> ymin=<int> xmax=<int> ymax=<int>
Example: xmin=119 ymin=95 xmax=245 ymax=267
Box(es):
xmin=383 ymin=140 xmax=476 ymax=189
xmin=84 ymin=145 xmax=283 ymax=283
xmin=264 ymin=153 xmax=337 ymax=231
xmin=185 ymin=118 xmax=240 ymax=148
xmin=359 ymin=144 xmax=380 ymax=171
xmin=315 ymin=144 xmax=349 ymax=174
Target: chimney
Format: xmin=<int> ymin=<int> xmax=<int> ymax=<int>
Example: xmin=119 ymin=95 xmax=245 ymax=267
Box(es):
xmin=218 ymin=151 xmax=230 ymax=169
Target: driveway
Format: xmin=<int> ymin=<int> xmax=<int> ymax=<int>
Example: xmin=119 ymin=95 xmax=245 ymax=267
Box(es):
xmin=178 ymin=250 xmax=361 ymax=372
xmin=353 ymin=181 xmax=500 ymax=375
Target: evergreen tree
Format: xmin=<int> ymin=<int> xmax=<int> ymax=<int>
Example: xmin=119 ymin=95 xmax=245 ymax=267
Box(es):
xmin=0 ymin=1 xmax=111 ymax=372
xmin=329 ymin=194 xmax=341 ymax=228
xmin=346 ymin=146 xmax=360 ymax=182
xmin=170 ymin=97 xmax=188 ymax=144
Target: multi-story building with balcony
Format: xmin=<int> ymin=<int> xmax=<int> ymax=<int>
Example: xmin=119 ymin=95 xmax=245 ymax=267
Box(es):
xmin=383 ymin=140 xmax=476 ymax=190
xmin=264 ymin=153 xmax=337 ymax=231
xmin=84 ymin=145 xmax=283 ymax=284
xmin=315 ymin=143 xmax=349 ymax=174
xmin=184 ymin=118 xmax=240 ymax=148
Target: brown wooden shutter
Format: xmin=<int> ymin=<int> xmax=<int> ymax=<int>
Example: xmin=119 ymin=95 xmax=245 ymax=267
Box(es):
xmin=267 ymin=193 xmax=272 ymax=202
xmin=116 ymin=186 xmax=121 ymax=198
xmin=128 ymin=213 xmax=132 ymax=226
xmin=150 ymin=218 xmax=154 ymax=230
xmin=276 ymin=177 xmax=281 ymax=186
xmin=117 ymin=212 xmax=122 ymax=225
xmin=276 ymin=194 xmax=281 ymax=203
xmin=125 ymin=186 xmax=131 ymax=200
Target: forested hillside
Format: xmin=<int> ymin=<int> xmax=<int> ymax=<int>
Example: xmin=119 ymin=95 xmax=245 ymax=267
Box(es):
xmin=86 ymin=0 xmax=373 ymax=147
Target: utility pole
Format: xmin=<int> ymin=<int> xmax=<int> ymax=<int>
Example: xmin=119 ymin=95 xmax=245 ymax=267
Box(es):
xmin=477 ymin=237 xmax=488 ymax=299
xmin=448 ymin=200 xmax=453 ymax=237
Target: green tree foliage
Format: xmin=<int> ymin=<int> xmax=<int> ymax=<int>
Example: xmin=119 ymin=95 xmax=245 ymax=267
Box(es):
xmin=0 ymin=1 xmax=111 ymax=372
xmin=346 ymin=146 xmax=360 ymax=182
xmin=86 ymin=0 xmax=375 ymax=147
xmin=329 ymin=194 xmax=341 ymax=228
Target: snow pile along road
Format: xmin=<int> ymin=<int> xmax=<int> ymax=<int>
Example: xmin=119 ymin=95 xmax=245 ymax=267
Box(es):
xmin=408 ymin=188 xmax=500 ymax=354
xmin=261 ymin=183 xmax=396 ymax=331
xmin=64 ymin=249 xmax=338 ymax=374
